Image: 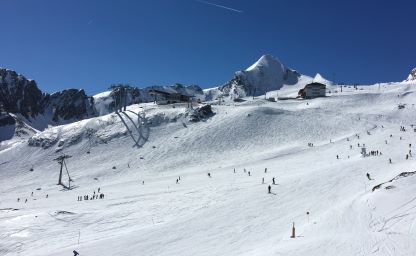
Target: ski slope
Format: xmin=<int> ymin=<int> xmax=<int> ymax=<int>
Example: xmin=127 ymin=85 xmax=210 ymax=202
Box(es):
xmin=1 ymin=82 xmax=416 ymax=256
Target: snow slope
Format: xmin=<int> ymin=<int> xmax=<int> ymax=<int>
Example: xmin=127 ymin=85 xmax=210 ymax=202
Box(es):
xmin=1 ymin=81 xmax=416 ymax=255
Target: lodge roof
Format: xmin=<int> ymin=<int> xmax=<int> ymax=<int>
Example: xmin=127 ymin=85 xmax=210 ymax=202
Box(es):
xmin=304 ymin=82 xmax=326 ymax=89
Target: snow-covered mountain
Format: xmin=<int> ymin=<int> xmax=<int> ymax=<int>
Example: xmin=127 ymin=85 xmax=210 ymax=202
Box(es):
xmin=0 ymin=68 xmax=205 ymax=131
xmin=0 ymin=69 xmax=47 ymax=119
xmin=0 ymin=68 xmax=96 ymax=130
xmin=1 ymin=55 xmax=416 ymax=255
xmin=405 ymin=67 xmax=416 ymax=81
xmin=1 ymin=55 xmax=337 ymax=134
xmin=205 ymin=54 xmax=311 ymax=100
xmin=1 ymin=80 xmax=416 ymax=256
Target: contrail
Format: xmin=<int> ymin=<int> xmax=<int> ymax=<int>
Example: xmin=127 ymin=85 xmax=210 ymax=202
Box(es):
xmin=195 ymin=0 xmax=243 ymax=13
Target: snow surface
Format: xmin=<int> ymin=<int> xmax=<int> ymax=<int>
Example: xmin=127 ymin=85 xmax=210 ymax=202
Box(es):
xmin=1 ymin=82 xmax=416 ymax=255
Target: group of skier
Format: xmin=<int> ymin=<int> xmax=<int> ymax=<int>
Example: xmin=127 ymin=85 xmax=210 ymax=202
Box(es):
xmin=77 ymin=188 xmax=104 ymax=201
xmin=369 ymin=150 xmax=381 ymax=156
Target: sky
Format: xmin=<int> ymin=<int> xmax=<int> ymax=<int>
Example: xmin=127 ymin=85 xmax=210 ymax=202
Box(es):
xmin=1 ymin=0 xmax=415 ymax=95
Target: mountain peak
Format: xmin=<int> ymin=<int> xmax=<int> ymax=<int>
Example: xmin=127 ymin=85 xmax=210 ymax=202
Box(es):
xmin=405 ymin=67 xmax=416 ymax=81
xmin=246 ymin=54 xmax=284 ymax=72
xmin=313 ymin=73 xmax=332 ymax=84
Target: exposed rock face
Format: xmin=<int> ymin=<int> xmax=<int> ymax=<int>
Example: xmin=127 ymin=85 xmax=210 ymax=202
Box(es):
xmin=0 ymin=112 xmax=38 ymax=141
xmin=188 ymin=105 xmax=215 ymax=122
xmin=0 ymin=113 xmax=15 ymax=126
xmin=0 ymin=68 xmax=96 ymax=124
xmin=0 ymin=69 xmax=46 ymax=118
xmin=46 ymin=89 xmax=95 ymax=121
xmin=405 ymin=68 xmax=416 ymax=81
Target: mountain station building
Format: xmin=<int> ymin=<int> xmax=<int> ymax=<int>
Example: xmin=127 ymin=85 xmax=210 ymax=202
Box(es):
xmin=149 ymin=87 xmax=193 ymax=105
xmin=298 ymin=82 xmax=326 ymax=99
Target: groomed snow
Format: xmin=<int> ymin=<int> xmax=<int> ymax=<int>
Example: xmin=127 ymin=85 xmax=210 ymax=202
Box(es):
xmin=1 ymin=82 xmax=416 ymax=255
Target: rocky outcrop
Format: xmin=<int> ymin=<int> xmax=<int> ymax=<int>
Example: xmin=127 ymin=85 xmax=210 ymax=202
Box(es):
xmin=0 ymin=112 xmax=38 ymax=141
xmin=0 ymin=69 xmax=47 ymax=118
xmin=46 ymin=89 xmax=95 ymax=121
xmin=188 ymin=105 xmax=215 ymax=122
xmin=0 ymin=68 xmax=96 ymax=124
xmin=0 ymin=112 xmax=15 ymax=126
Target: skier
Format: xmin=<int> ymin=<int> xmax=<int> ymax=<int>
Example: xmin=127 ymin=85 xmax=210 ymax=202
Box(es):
xmin=233 ymin=168 xmax=236 ymax=173
xmin=389 ymin=158 xmax=392 ymax=164
xmin=265 ymin=168 xmax=267 ymax=173
xmin=366 ymin=173 xmax=371 ymax=180
xmin=178 ymin=176 xmax=181 ymax=181
xmin=176 ymin=179 xmax=179 ymax=184
xmin=31 ymin=192 xmax=33 ymax=196
xmin=336 ymin=155 xmax=339 ymax=159
xmin=406 ymin=154 xmax=409 ymax=160
xmin=98 ymin=188 xmax=100 ymax=193
xmin=268 ymin=185 xmax=271 ymax=194
xmin=25 ymin=199 xmax=27 ymax=203
xmin=46 ymin=194 xmax=48 ymax=198
xmin=248 ymin=171 xmax=251 ymax=176
xmin=207 ymin=173 xmax=211 ymax=178
xmin=17 ymin=198 xmax=20 ymax=202
xmin=73 ymin=250 xmax=79 ymax=256
xmin=262 ymin=177 xmax=265 ymax=184
xmin=272 ymin=177 xmax=276 ymax=185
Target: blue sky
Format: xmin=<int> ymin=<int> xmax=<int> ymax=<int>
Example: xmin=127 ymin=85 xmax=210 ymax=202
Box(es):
xmin=1 ymin=0 xmax=415 ymax=94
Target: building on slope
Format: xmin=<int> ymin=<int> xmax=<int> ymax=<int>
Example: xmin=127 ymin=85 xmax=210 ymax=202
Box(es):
xmin=298 ymin=82 xmax=326 ymax=99
xmin=149 ymin=87 xmax=193 ymax=105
